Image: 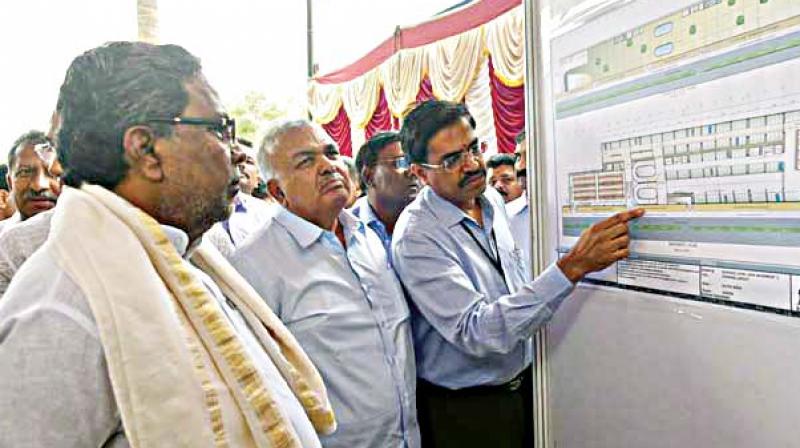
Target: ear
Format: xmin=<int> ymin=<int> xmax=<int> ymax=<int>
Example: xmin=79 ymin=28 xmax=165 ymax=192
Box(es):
xmin=267 ymin=179 xmax=287 ymax=207
xmin=361 ymin=166 xmax=375 ymax=187
xmin=410 ymin=164 xmax=429 ymax=186
xmin=0 ymin=190 xmax=10 ymax=208
xmin=122 ymin=125 xmax=163 ymax=182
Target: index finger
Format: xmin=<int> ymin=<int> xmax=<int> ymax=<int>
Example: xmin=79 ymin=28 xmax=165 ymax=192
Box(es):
xmin=592 ymin=208 xmax=646 ymax=231
xmin=614 ymin=207 xmax=645 ymax=224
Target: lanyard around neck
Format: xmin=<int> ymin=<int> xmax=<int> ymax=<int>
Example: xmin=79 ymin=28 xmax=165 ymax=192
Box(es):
xmin=459 ymin=221 xmax=506 ymax=281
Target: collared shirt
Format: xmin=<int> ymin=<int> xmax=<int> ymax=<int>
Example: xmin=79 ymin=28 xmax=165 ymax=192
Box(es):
xmin=231 ymin=207 xmax=419 ymax=448
xmin=351 ymin=195 xmax=394 ymax=266
xmin=391 ymin=186 xmax=574 ymax=390
xmin=507 ymin=191 xmax=532 ymax=273
xmin=207 ymin=193 xmax=278 ymax=258
xmin=0 ymin=222 xmax=320 ymax=447
xmin=0 ymin=209 xmax=52 ymax=295
xmin=0 ymin=211 xmax=22 ymax=237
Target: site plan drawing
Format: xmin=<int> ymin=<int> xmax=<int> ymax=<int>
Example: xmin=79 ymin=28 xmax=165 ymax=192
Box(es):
xmin=552 ymin=0 xmax=800 ymax=313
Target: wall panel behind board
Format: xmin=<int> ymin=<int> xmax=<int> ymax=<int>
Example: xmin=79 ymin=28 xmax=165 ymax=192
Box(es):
xmin=546 ymin=284 xmax=800 ymax=448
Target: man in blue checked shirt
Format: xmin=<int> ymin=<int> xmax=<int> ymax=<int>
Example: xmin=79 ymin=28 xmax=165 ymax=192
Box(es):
xmin=230 ymin=120 xmax=419 ymax=448
xmin=351 ymin=131 xmax=420 ymax=266
xmin=392 ymin=100 xmax=644 ymax=447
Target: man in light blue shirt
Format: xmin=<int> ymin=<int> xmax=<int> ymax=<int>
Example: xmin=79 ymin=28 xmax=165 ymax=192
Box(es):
xmin=230 ymin=120 xmax=419 ymax=448
xmin=351 ymin=131 xmax=419 ymax=265
xmin=393 ymin=100 xmax=644 ymax=447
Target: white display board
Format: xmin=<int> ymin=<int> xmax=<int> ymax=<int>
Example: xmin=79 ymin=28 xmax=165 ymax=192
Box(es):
xmin=534 ymin=0 xmax=800 ymax=446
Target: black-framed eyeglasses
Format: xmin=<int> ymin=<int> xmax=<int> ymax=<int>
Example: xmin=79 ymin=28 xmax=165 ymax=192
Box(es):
xmin=419 ymin=139 xmax=485 ymax=172
xmin=147 ymin=116 xmax=236 ymax=144
xmin=376 ymin=157 xmax=410 ymax=170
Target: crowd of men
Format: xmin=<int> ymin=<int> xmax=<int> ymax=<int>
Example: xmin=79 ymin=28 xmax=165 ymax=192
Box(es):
xmin=0 ymin=41 xmax=643 ymax=448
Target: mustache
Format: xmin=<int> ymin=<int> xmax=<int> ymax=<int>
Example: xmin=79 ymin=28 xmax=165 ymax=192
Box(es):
xmin=459 ymin=169 xmax=486 ymax=188
xmin=23 ymin=190 xmax=58 ymax=202
xmin=320 ymin=172 xmax=345 ymax=184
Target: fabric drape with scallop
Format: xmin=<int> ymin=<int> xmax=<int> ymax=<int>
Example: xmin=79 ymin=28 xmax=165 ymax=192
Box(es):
xmin=321 ymin=105 xmax=353 ymax=156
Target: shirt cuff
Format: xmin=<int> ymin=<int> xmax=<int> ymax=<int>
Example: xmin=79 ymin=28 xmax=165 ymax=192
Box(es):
xmin=537 ymin=263 xmax=575 ymax=310
xmin=544 ymin=262 xmax=575 ymax=288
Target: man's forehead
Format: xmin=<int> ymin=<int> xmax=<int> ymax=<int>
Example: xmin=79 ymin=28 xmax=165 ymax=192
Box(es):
xmin=281 ymin=125 xmax=331 ymax=152
xmin=430 ymin=118 xmax=475 ymax=148
xmin=15 ymin=144 xmax=55 ymax=166
xmin=377 ymin=141 xmax=403 ymax=158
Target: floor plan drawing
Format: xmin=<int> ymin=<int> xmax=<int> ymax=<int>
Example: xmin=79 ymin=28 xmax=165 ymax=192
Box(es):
xmin=551 ymin=0 xmax=800 ymax=312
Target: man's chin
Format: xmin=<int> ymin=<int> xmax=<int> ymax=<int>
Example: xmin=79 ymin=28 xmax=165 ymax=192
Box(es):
xmin=466 ymin=180 xmax=487 ymax=196
xmin=319 ymin=190 xmax=350 ymax=215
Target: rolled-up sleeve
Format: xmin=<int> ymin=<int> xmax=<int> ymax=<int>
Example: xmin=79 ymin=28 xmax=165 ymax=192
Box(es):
xmin=393 ymin=232 xmax=574 ymax=357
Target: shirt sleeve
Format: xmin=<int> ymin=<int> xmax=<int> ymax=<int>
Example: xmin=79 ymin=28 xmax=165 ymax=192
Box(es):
xmin=0 ymin=303 xmax=122 ymax=447
xmin=393 ymin=232 xmax=574 ymax=357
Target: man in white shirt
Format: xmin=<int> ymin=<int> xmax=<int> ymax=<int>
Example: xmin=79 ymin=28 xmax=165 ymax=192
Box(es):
xmin=0 ymin=41 xmax=333 ymax=447
xmin=0 ymin=131 xmax=62 ymax=236
xmin=486 ymin=153 xmax=523 ymax=203
xmin=508 ymin=130 xmax=531 ymax=269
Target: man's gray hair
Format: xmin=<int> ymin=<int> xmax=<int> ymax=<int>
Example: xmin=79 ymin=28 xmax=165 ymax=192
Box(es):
xmin=258 ymin=119 xmax=332 ymax=181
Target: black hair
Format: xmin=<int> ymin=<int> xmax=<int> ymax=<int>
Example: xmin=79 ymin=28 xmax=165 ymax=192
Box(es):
xmin=8 ymin=130 xmax=48 ymax=171
xmin=355 ymin=131 xmax=401 ymax=190
xmin=0 ymin=164 xmax=9 ymax=190
xmin=251 ymin=178 xmax=269 ymax=199
xmin=56 ymin=41 xmax=202 ymax=189
xmin=399 ymin=100 xmax=476 ymax=164
xmin=486 ymin=153 xmax=517 ymax=170
xmin=515 ymin=129 xmax=526 ymax=145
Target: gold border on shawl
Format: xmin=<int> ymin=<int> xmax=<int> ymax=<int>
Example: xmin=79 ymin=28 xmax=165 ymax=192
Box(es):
xmin=142 ymin=216 xmax=299 ymax=447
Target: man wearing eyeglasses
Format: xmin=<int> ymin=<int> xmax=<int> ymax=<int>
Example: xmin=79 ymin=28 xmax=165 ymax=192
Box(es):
xmin=0 ymin=42 xmax=334 ymax=447
xmin=392 ymin=100 xmax=644 ymax=447
xmin=0 ymin=131 xmax=61 ymax=236
xmin=352 ymin=131 xmax=419 ymax=265
xmin=230 ymin=120 xmax=420 ymax=447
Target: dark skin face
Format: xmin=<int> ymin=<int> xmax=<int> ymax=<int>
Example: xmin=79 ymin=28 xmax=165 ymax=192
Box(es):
xmin=364 ymin=141 xmax=418 ymax=229
xmin=411 ymin=117 xmax=485 ymax=212
xmin=514 ymin=137 xmax=527 ymax=188
xmin=8 ymin=144 xmax=62 ymax=220
xmin=237 ymin=145 xmax=260 ymax=195
xmin=114 ymin=77 xmax=244 ymax=243
xmin=488 ymin=164 xmax=523 ymax=203
xmin=267 ymin=124 xmax=351 ymax=231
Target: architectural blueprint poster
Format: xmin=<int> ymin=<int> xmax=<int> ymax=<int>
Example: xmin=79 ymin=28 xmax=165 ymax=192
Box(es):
xmin=550 ymin=0 xmax=800 ymax=312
